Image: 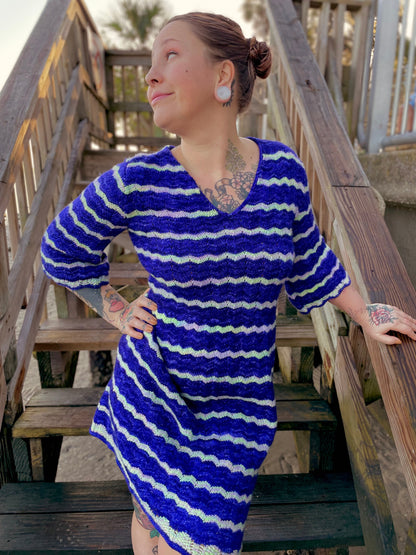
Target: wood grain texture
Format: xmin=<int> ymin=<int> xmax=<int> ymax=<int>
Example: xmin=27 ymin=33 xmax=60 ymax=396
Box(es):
xmin=0 ymin=474 xmax=363 ymax=551
xmin=267 ymin=0 xmax=416 ymax=518
xmin=335 ymin=337 xmax=398 ymax=553
xmin=333 ymin=186 xmax=416 ymax=513
xmin=12 ymin=383 xmax=336 ymax=439
xmin=33 ymin=315 xmax=318 ymax=352
xmin=12 ymin=406 xmax=96 ymax=438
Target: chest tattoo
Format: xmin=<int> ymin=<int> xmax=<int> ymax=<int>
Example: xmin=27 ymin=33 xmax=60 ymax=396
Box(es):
xmin=204 ymin=141 xmax=257 ymax=213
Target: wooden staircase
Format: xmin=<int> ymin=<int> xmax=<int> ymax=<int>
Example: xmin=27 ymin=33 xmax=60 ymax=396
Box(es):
xmin=1 ymin=146 xmax=364 ymax=552
xmin=2 ymin=383 xmax=364 ymax=553
xmin=4 ymin=1 xmax=416 ymax=553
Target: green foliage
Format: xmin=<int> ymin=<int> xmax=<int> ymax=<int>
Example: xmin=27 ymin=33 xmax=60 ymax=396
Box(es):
xmin=101 ymin=0 xmax=170 ymax=49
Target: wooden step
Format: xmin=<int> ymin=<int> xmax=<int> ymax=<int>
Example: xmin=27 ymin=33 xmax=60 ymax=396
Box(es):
xmin=34 ymin=314 xmax=317 ymax=352
xmin=109 ymin=262 xmax=148 ymax=286
xmin=0 ymin=473 xmax=363 ymax=553
xmin=13 ymin=383 xmax=336 ymax=440
xmin=13 ymin=383 xmax=336 ymax=480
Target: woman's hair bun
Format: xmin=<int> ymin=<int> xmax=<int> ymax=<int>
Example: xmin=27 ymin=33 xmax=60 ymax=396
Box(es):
xmin=248 ymin=37 xmax=272 ymax=79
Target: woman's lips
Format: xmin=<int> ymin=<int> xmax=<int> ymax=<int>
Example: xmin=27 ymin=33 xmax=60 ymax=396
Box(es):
xmin=150 ymin=93 xmax=172 ymax=106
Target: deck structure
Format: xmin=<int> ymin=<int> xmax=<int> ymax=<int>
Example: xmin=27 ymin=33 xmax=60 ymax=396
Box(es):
xmin=0 ymin=0 xmax=415 ymax=552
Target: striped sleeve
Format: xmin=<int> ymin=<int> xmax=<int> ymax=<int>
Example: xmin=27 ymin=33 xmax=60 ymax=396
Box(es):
xmin=41 ymin=162 xmax=129 ymax=290
xmin=284 ymin=163 xmax=350 ymax=313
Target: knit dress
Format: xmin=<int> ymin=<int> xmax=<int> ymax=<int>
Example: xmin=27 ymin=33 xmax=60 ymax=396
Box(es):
xmin=41 ymin=138 xmax=350 ymax=555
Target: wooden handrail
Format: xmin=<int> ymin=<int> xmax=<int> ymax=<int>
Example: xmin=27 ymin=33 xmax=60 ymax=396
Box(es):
xmin=0 ymin=0 xmax=109 ymax=435
xmin=266 ymin=0 xmax=416 ymax=518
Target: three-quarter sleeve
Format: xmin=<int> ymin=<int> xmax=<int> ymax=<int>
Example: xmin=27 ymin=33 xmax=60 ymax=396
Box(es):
xmin=284 ymin=163 xmax=350 ymax=313
xmin=41 ymin=162 xmax=129 ymax=290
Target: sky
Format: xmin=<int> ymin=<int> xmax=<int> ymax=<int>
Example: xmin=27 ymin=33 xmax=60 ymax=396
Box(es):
xmin=0 ymin=0 xmax=253 ymax=92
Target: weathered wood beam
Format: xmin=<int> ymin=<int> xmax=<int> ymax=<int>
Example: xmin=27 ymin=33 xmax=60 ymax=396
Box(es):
xmin=267 ymin=0 xmax=416 ymax=515
xmin=0 ymin=0 xmax=72 ymax=190
xmin=335 ymin=336 xmax=398 ymax=553
xmin=0 ymin=65 xmax=82 ymax=367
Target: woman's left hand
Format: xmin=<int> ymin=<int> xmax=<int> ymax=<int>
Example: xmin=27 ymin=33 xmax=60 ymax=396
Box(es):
xmin=361 ymin=303 xmax=416 ymax=345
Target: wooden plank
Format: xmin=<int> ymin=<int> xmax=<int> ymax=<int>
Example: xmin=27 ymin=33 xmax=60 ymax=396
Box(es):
xmin=267 ymin=0 xmax=416 ymax=517
xmin=316 ymin=2 xmax=331 ymax=74
xmin=0 ymin=474 xmax=363 ymax=552
xmin=267 ymin=74 xmax=297 ymax=150
xmin=335 ymin=336 xmax=398 ymax=553
xmin=266 ymin=0 xmax=369 ymax=199
xmin=13 ymin=385 xmax=335 ymax=439
xmin=243 ymin=501 xmax=363 ymax=550
xmin=276 ymin=314 xmax=317 ymax=346
xmin=0 ymin=222 xmax=9 ymax=319
xmin=274 ymin=382 xmax=320 ymax=401
xmin=333 ymin=187 xmax=416 ymax=513
xmin=25 ymin=383 xmax=323 ymax=406
xmin=0 ymin=0 xmax=72 ymax=188
xmin=0 ymin=512 xmax=133 ymax=552
xmin=81 ymin=149 xmax=131 ymax=180
xmin=29 ymin=438 xmax=45 ymax=481
xmin=252 ymin=472 xmax=357 ymax=504
xmin=26 ymin=387 xmax=104 ymax=408
xmin=35 ymin=320 xmax=120 ymax=351
xmin=114 ymin=136 xmax=180 ymax=148
xmin=12 ymin=406 xmax=96 ymax=438
xmin=0 ymin=473 xmax=355 ymax=513
xmin=276 ymin=400 xmax=336 ymax=430
xmin=310 ymin=306 xmax=336 ymax=388
xmin=106 ymin=50 xmax=151 ymax=67
xmin=109 ymin=262 xmax=149 ymax=285
xmin=0 ymin=502 xmax=362 ymax=553
xmin=0 ymin=481 xmax=130 ymax=514
xmin=6 ymin=120 xmax=91 ymax=424
xmin=0 ymin=65 xmax=84 ymax=366
xmin=33 ymin=315 xmax=317 ymax=351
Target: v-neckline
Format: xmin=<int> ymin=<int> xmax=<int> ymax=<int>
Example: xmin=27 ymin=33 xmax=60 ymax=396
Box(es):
xmin=166 ymin=138 xmax=263 ymax=216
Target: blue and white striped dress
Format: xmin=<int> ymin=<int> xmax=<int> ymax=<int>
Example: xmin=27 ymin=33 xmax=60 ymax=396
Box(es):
xmin=41 ymin=138 xmax=350 ymax=554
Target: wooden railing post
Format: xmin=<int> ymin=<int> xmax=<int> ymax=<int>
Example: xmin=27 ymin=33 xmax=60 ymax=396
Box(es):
xmin=266 ymin=0 xmax=416 ymax=545
xmin=0 ymin=0 xmax=111 ymax=483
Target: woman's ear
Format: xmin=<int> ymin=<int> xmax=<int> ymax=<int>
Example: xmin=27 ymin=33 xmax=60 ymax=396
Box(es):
xmin=217 ymin=59 xmax=235 ymax=88
xmin=214 ymin=60 xmax=236 ymax=105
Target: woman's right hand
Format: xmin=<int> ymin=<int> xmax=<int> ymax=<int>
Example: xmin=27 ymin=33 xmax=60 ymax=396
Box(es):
xmin=118 ymin=291 xmax=158 ymax=340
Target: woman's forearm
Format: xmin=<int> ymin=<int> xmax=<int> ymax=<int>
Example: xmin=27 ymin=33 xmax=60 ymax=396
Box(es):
xmin=329 ymin=284 xmax=395 ymax=327
xmin=74 ymin=284 xmax=128 ymax=328
xmin=329 ymin=283 xmax=416 ymax=345
xmin=73 ymin=284 xmax=157 ymax=340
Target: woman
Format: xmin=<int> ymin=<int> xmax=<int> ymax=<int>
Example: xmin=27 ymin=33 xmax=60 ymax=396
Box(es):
xmin=41 ymin=12 xmax=416 ymax=555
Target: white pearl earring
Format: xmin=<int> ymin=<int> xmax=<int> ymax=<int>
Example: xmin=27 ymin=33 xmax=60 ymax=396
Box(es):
xmin=217 ymin=86 xmax=231 ymax=102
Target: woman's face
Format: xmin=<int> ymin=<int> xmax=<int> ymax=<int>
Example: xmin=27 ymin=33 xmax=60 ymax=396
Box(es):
xmin=146 ymin=21 xmax=219 ymax=135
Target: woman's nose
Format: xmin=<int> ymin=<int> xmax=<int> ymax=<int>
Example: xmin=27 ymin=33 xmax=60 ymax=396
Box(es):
xmin=145 ymin=66 xmax=159 ymax=86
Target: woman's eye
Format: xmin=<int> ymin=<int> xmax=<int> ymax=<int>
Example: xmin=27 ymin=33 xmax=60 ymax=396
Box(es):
xmin=167 ymin=51 xmax=177 ymax=60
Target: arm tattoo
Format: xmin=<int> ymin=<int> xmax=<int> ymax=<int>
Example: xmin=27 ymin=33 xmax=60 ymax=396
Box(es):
xmin=74 ymin=287 xmax=104 ymax=316
xmin=366 ymin=304 xmax=397 ymax=326
xmin=74 ymin=284 xmax=127 ymax=327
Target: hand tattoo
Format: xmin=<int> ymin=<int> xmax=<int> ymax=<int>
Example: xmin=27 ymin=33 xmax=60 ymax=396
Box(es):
xmin=366 ymin=304 xmax=397 ymax=326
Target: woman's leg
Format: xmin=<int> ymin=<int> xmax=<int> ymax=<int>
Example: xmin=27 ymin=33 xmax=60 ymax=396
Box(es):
xmin=131 ymin=498 xmax=160 ymax=555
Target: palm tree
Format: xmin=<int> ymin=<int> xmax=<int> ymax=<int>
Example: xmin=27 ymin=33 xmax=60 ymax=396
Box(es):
xmin=101 ymin=0 xmax=169 ymax=49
